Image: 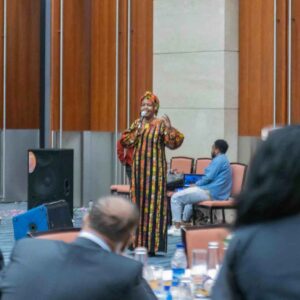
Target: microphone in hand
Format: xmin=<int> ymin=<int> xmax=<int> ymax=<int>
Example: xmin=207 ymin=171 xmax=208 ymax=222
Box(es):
xmin=140 ymin=110 xmax=147 ymax=120
xmin=138 ymin=111 xmax=147 ymax=129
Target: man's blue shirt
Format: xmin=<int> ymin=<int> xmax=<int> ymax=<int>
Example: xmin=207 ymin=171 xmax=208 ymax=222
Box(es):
xmin=196 ymin=154 xmax=232 ymax=200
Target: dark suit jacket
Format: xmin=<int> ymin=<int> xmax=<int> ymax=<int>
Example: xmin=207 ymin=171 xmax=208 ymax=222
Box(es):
xmin=0 ymin=250 xmax=3 ymax=271
xmin=0 ymin=237 xmax=156 ymax=300
xmin=212 ymin=214 xmax=300 ymax=300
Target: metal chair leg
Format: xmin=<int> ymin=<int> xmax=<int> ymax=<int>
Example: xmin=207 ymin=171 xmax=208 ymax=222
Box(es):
xmin=222 ymin=209 xmax=226 ymax=223
xmin=192 ymin=205 xmax=196 ymax=225
xmin=167 ymin=196 xmax=172 ymax=226
xmin=209 ymin=208 xmax=213 ymax=224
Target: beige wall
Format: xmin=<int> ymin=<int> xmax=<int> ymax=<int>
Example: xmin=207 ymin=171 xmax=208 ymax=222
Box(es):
xmin=154 ymin=0 xmax=239 ymax=162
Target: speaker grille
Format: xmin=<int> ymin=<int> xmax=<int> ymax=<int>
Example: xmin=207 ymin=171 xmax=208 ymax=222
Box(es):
xmin=28 ymin=149 xmax=74 ymax=216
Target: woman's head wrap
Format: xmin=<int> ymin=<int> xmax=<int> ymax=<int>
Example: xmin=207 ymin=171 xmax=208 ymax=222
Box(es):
xmin=140 ymin=91 xmax=160 ymax=115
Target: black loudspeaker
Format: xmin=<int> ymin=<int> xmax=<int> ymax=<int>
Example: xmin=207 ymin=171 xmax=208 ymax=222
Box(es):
xmin=13 ymin=200 xmax=73 ymax=240
xmin=28 ymin=149 xmax=74 ymax=215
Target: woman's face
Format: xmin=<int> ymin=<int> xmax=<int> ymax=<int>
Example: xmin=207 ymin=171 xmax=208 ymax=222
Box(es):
xmin=141 ymin=98 xmax=155 ymax=119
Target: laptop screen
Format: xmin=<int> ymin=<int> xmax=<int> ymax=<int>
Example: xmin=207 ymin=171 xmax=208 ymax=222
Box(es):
xmin=183 ymin=174 xmax=204 ymax=187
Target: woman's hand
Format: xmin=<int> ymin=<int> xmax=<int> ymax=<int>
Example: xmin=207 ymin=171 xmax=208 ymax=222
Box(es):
xmin=161 ymin=114 xmax=171 ymax=128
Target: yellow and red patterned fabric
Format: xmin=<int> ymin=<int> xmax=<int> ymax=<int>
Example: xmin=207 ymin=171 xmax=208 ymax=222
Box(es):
xmin=121 ymin=117 xmax=184 ymax=253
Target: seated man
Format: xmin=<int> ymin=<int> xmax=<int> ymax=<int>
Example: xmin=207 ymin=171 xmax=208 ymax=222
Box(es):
xmin=0 ymin=196 xmax=156 ymax=300
xmin=168 ymin=139 xmax=232 ymax=236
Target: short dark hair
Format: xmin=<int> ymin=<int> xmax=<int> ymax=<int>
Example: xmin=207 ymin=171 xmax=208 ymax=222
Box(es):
xmin=89 ymin=196 xmax=139 ymax=242
xmin=214 ymin=139 xmax=229 ymax=154
xmin=236 ymin=125 xmax=300 ymax=227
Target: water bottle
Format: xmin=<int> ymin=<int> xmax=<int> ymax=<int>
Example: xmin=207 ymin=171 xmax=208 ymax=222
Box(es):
xmin=207 ymin=241 xmax=220 ymax=279
xmin=164 ymin=286 xmax=172 ymax=300
xmin=171 ymin=243 xmax=187 ymax=286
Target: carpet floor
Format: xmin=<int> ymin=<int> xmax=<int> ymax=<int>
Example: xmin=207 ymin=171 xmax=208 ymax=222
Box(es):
xmin=0 ymin=202 xmax=181 ymax=268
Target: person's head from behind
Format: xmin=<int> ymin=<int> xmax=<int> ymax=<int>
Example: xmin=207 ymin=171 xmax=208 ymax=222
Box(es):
xmin=236 ymin=125 xmax=300 ymax=227
xmin=83 ymin=196 xmax=139 ymax=253
xmin=211 ymin=139 xmax=229 ymax=158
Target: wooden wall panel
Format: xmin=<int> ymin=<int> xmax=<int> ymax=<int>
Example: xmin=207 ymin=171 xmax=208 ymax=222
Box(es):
xmin=51 ymin=0 xmax=153 ymax=132
xmin=63 ymin=0 xmax=91 ymax=131
xmin=239 ymin=0 xmax=250 ymax=134
xmin=130 ymin=0 xmax=153 ymax=123
xmin=51 ymin=0 xmax=60 ymax=131
xmin=239 ymin=0 xmax=300 ymax=134
xmin=52 ymin=0 xmax=92 ymax=131
xmin=90 ymin=0 xmax=116 ymax=131
xmin=118 ymin=0 xmax=129 ymax=131
xmin=64 ymin=0 xmax=91 ymax=131
xmin=6 ymin=1 xmax=40 ymax=129
xmin=275 ymin=0 xmax=288 ymax=125
xmin=239 ymin=0 xmax=274 ymax=136
xmin=291 ymin=0 xmax=300 ymax=123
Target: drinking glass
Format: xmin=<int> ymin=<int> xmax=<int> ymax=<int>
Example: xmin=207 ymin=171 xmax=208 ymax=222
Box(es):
xmin=162 ymin=269 xmax=173 ymax=288
xmin=144 ymin=265 xmax=164 ymax=292
xmin=134 ymin=247 xmax=148 ymax=266
xmin=178 ymin=275 xmax=193 ymax=300
xmin=191 ymin=249 xmax=207 ymax=298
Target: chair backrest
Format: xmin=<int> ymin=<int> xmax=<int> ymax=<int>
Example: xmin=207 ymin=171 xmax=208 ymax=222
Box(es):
xmin=170 ymin=156 xmax=194 ymax=174
xmin=195 ymin=158 xmax=212 ymax=174
xmin=230 ymin=163 xmax=247 ymax=197
xmin=182 ymin=225 xmax=231 ymax=267
xmin=30 ymin=228 xmax=80 ymax=243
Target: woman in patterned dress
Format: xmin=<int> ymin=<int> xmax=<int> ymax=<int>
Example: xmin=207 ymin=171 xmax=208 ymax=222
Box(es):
xmin=121 ymin=91 xmax=184 ymax=254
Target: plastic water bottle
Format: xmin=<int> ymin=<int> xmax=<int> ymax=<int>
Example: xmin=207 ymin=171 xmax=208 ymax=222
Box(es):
xmin=207 ymin=241 xmax=220 ymax=279
xmin=164 ymin=286 xmax=172 ymax=300
xmin=171 ymin=243 xmax=187 ymax=286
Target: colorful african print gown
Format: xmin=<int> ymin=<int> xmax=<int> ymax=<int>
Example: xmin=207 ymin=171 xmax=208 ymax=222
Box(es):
xmin=121 ymin=118 xmax=184 ymax=253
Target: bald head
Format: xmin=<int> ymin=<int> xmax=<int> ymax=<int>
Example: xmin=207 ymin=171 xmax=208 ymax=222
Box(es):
xmin=87 ymin=196 xmax=139 ymax=243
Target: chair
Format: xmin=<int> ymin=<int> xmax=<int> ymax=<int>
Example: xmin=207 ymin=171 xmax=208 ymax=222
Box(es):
xmin=182 ymin=225 xmax=231 ymax=267
xmin=194 ymin=158 xmax=212 ymax=174
xmin=29 ymin=228 xmax=80 ymax=243
xmin=194 ymin=163 xmax=247 ymax=224
xmin=116 ymin=184 xmax=130 ymax=196
xmin=110 ymin=184 xmax=130 ymax=197
xmin=110 ymin=184 xmax=118 ymax=194
xmin=170 ymin=156 xmax=194 ymax=174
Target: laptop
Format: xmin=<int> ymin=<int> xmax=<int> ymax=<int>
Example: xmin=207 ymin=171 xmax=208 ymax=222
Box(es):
xmin=184 ymin=174 xmax=204 ymax=187
xmin=175 ymin=174 xmax=204 ymax=192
